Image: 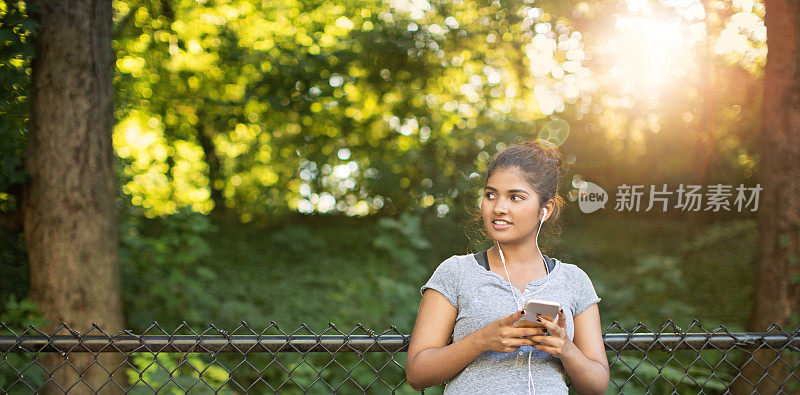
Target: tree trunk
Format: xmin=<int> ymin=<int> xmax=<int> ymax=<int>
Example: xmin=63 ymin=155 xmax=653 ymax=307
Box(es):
xmin=24 ymin=0 xmax=124 ymax=393
xmin=732 ymin=0 xmax=800 ymax=392
xmin=196 ymin=118 xmax=227 ymax=213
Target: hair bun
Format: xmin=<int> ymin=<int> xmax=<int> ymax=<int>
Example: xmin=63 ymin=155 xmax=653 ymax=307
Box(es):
xmin=546 ymin=154 xmax=562 ymax=167
xmin=534 ymin=139 xmax=562 ymax=167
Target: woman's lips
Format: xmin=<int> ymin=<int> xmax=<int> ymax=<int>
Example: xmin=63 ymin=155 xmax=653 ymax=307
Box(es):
xmin=491 ymin=219 xmax=512 ymax=230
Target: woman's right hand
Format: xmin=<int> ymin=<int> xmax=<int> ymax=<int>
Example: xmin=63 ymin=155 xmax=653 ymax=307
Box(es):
xmin=474 ymin=310 xmax=546 ymax=353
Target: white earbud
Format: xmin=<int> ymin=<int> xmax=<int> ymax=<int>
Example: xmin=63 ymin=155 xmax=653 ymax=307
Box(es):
xmin=541 ymin=207 xmax=548 ymax=222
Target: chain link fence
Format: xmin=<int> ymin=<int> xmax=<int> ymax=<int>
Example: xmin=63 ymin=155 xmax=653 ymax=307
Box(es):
xmin=1 ymin=320 xmax=798 ymax=393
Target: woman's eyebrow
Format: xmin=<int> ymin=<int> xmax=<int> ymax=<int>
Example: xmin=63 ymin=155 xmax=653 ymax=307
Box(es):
xmin=484 ymin=186 xmax=530 ymax=195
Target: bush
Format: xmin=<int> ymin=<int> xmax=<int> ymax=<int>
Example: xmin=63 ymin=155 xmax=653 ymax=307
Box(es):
xmin=120 ymin=209 xmax=217 ymax=328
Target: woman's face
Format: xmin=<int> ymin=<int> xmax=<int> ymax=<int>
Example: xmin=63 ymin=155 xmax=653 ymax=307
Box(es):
xmin=480 ymin=167 xmax=545 ymax=245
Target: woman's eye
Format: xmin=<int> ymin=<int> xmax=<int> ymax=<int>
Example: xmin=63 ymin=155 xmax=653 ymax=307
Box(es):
xmin=484 ymin=192 xmax=496 ymax=199
xmin=511 ymin=195 xmax=524 ymax=201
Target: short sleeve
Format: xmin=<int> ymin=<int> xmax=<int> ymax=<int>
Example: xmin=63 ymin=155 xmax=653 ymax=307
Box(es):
xmin=420 ymin=256 xmax=461 ymax=308
xmin=571 ymin=266 xmax=601 ymax=316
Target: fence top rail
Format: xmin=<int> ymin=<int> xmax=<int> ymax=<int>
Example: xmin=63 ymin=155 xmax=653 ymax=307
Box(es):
xmin=1 ymin=320 xmax=798 ymax=353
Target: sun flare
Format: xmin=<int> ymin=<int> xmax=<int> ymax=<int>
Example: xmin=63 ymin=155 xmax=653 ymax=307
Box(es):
xmin=608 ymin=15 xmax=696 ymax=97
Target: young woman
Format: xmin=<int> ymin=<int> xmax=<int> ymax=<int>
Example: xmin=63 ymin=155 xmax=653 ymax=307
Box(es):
xmin=405 ymin=140 xmax=609 ymax=394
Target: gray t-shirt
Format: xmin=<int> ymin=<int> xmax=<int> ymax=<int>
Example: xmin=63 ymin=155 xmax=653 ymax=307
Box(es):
xmin=419 ymin=253 xmax=601 ymax=394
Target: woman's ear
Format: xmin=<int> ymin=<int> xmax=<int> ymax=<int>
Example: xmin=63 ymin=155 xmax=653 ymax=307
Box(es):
xmin=541 ymin=199 xmax=556 ymax=222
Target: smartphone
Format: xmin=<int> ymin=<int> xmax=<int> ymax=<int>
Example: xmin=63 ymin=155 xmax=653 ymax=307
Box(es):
xmin=515 ymin=299 xmax=561 ymax=328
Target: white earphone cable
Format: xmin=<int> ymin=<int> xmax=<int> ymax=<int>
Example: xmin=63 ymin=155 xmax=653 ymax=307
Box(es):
xmin=497 ymin=209 xmax=549 ymax=395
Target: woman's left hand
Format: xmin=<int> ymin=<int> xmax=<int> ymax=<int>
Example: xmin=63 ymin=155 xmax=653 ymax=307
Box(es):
xmin=528 ymin=309 xmax=576 ymax=359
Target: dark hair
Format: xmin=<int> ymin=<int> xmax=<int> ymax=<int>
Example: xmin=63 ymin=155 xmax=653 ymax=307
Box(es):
xmin=485 ymin=139 xmax=565 ymax=220
xmin=465 ymin=139 xmax=566 ymax=251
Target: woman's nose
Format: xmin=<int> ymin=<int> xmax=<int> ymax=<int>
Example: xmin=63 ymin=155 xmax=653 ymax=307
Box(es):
xmin=494 ymin=198 xmax=509 ymax=214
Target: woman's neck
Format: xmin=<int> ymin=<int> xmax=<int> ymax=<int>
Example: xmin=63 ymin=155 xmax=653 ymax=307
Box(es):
xmin=490 ymin=241 xmax=544 ymax=269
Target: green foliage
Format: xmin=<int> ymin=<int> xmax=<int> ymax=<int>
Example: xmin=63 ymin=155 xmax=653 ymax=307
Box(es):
xmin=114 ymin=212 xmax=433 ymax=392
xmin=118 ymin=210 xmax=432 ymax=331
xmin=598 ymin=254 xmax=695 ymax=328
xmin=371 ymin=214 xmax=430 ymax=324
xmin=0 ymin=294 xmax=46 ymax=328
xmin=0 ymin=226 xmax=27 ymax=307
xmin=1 ymin=0 xmax=766 ymax=221
xmin=109 ymin=0 xmax=601 ymax=218
xmin=210 ymin=212 xmax=430 ymax=332
xmin=122 ymin=351 xmax=419 ymax=394
xmin=0 ymin=0 xmax=36 ymax=208
xmin=0 ymin=296 xmax=47 ymax=392
xmin=556 ymin=214 xmax=756 ymax=329
xmin=608 ymin=354 xmax=730 ymax=394
xmin=120 ymin=208 xmax=218 ymax=326
xmin=678 ymin=219 xmax=756 ymax=329
xmin=126 ymin=353 xmax=232 ymax=394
